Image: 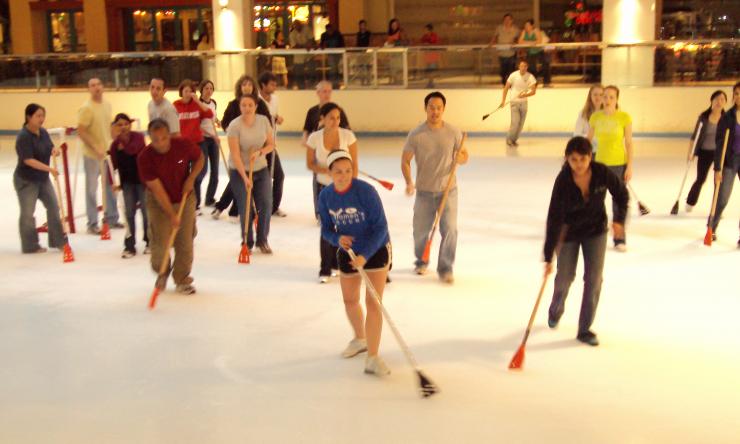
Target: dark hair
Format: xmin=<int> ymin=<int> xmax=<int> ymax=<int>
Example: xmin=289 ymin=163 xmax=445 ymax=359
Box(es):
xmin=734 ymin=82 xmax=740 ymax=109
xmin=199 ymin=79 xmax=215 ymax=95
xmin=503 ymin=13 xmax=513 ymax=19
xmin=24 ymin=103 xmax=45 ymax=125
xmin=147 ymin=118 xmax=170 ymax=133
xmin=388 ymin=18 xmax=400 ymax=35
xmin=319 ymin=102 xmax=341 ymax=117
xmin=518 ymin=58 xmax=529 ymax=66
xmin=424 ymin=91 xmax=446 ymax=107
xmin=425 ymin=24 xmax=433 ymax=31
xmin=327 ymin=149 xmax=352 ymax=170
xmin=525 ymin=19 xmax=535 ymax=26
xmin=178 ymin=79 xmax=194 ymax=97
xmin=359 ymin=19 xmax=366 ymax=25
xmin=239 ymin=94 xmax=258 ymax=106
xmin=258 ymin=71 xmax=277 ymax=87
xmin=234 ymin=74 xmax=258 ymax=100
xmin=565 ymin=136 xmax=593 ymax=157
xmin=113 ymin=113 xmax=132 ymax=124
xmin=150 ymin=77 xmax=165 ymax=87
xmin=700 ymin=90 xmax=727 ymax=120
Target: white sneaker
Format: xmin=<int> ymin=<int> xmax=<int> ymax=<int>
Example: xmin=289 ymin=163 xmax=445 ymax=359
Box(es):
xmin=615 ymin=243 xmax=628 ymax=253
xmin=414 ymin=265 xmax=428 ymax=275
xmin=364 ymin=355 xmax=391 ymax=376
xmin=319 ymin=275 xmax=330 ymax=284
xmin=175 ymin=283 xmax=196 ymax=295
xmin=685 ymin=204 xmax=694 ymax=213
xmin=121 ymin=249 xmax=135 ymax=259
xmin=341 ymin=338 xmax=367 ymax=358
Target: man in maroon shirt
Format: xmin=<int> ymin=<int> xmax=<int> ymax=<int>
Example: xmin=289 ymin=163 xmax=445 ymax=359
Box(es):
xmin=138 ymin=118 xmax=204 ymax=294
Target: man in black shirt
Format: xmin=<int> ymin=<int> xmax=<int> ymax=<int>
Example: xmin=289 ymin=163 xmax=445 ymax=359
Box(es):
xmin=320 ymin=24 xmax=345 ymax=87
xmin=356 ymin=20 xmax=371 ymax=47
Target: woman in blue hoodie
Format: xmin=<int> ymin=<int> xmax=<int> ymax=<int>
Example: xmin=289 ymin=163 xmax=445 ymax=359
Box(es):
xmin=318 ymin=150 xmax=392 ymax=377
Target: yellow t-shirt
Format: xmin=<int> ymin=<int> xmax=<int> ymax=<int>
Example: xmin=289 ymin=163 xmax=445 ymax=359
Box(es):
xmin=77 ymin=100 xmax=112 ymax=159
xmin=589 ymin=110 xmax=631 ymax=166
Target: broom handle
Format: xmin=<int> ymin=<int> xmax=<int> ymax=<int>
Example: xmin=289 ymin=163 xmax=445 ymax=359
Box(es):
xmin=157 ymin=192 xmax=190 ymax=276
xmin=243 ymin=157 xmax=255 ymax=242
xmin=51 ymin=154 xmax=69 ymax=235
xmin=709 ymin=129 xmax=730 ymax=220
xmin=521 ymin=276 xmax=549 ymax=345
xmin=676 ymin=121 xmax=703 ymax=199
xmin=99 ymin=157 xmax=107 ymax=216
xmin=429 ymin=134 xmax=467 ymax=235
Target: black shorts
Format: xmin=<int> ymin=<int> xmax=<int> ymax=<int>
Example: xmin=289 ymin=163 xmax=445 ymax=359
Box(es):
xmin=337 ymin=243 xmax=392 ymax=275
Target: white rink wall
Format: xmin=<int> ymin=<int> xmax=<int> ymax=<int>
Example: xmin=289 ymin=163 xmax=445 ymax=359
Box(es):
xmin=0 ymin=86 xmax=731 ymax=136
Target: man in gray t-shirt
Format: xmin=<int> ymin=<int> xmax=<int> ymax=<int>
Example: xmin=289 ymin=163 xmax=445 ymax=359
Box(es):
xmin=491 ymin=13 xmax=520 ymax=85
xmin=402 ymin=92 xmax=469 ymax=284
xmin=148 ymin=78 xmax=181 ymax=136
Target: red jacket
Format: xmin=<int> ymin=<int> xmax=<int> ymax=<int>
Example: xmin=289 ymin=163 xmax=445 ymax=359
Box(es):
xmin=173 ymin=99 xmax=213 ymax=144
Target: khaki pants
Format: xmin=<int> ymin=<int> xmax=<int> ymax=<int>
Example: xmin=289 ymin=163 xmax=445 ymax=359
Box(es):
xmin=146 ymin=191 xmax=196 ymax=285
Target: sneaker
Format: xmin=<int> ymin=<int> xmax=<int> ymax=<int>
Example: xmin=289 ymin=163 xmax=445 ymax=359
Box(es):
xmin=211 ymin=209 xmax=222 ymax=220
xmin=273 ymin=208 xmax=287 ymax=217
xmin=414 ymin=265 xmax=428 ymax=275
xmin=176 ymin=283 xmax=196 ymax=295
xmin=712 ymin=233 xmax=717 ymax=242
xmin=319 ymin=275 xmax=330 ymax=284
xmin=143 ymin=245 xmax=151 ymax=255
xmin=548 ymin=316 xmax=559 ymax=329
xmin=685 ymin=203 xmax=694 ymax=213
xmin=257 ymin=243 xmax=273 ymax=254
xmin=439 ymin=272 xmax=454 ymax=284
xmin=330 ymin=270 xmax=338 ymax=278
xmin=341 ymin=338 xmax=368 ymax=358
xmin=577 ymin=331 xmax=599 ymax=346
xmin=506 ymin=139 xmax=514 ymax=147
xmin=195 ymin=207 xmax=203 ymax=216
xmin=364 ymin=355 xmax=391 ymax=376
xmin=614 ymin=239 xmax=627 ymax=252
xmin=512 ymin=140 xmax=519 ymax=147
xmin=87 ymin=226 xmax=101 ymax=235
xmin=110 ymin=222 xmax=125 ymax=229
xmin=121 ymin=249 xmax=135 ymax=259
xmin=25 ymin=247 xmax=47 ymax=254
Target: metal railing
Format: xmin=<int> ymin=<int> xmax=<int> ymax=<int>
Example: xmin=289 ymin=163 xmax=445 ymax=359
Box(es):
xmin=0 ymin=40 xmax=736 ymax=91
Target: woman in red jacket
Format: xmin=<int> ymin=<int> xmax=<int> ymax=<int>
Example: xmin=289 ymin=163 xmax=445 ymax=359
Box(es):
xmin=174 ymin=79 xmax=214 ymax=212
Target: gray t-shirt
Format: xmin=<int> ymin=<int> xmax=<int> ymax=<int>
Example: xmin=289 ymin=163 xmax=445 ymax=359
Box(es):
xmin=148 ymin=98 xmax=181 ymax=134
xmin=227 ymin=114 xmax=271 ymax=171
xmin=701 ymin=121 xmax=717 ymax=151
xmin=494 ymin=24 xmax=520 ymax=57
xmin=403 ymin=121 xmax=463 ymax=193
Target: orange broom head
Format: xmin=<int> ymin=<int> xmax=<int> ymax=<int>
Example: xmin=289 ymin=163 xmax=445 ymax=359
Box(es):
xmin=238 ymin=244 xmax=250 ymax=264
xmin=101 ymin=222 xmax=111 ymax=240
xmin=703 ymin=228 xmax=713 ymax=246
xmin=381 ymin=181 xmax=394 ymax=191
xmin=508 ymin=344 xmax=526 ymax=370
xmin=421 ymin=240 xmax=432 ymax=263
xmin=148 ymin=288 xmax=160 ymax=310
xmin=62 ymin=243 xmax=75 ymax=263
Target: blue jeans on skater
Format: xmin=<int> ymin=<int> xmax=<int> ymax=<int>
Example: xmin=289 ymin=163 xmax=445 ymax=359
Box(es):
xmin=14 ymin=173 xmax=65 ymax=253
xmin=548 ymin=232 xmax=607 ymax=335
xmin=413 ymin=188 xmax=458 ymax=275
xmin=122 ymin=183 xmax=148 ymax=252
xmin=230 ymin=167 xmax=272 ymax=248
xmin=84 ymin=155 xmax=118 ymax=229
xmin=710 ymin=153 xmax=740 ymax=233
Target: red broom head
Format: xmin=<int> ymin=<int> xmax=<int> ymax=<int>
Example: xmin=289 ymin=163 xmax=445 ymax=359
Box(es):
xmin=703 ymin=228 xmax=713 ymax=246
xmin=238 ymin=244 xmax=250 ymax=264
xmin=421 ymin=240 xmax=432 ymax=264
xmin=508 ymin=344 xmax=526 ymax=370
xmin=380 ymin=180 xmax=394 ymax=191
xmin=101 ymin=223 xmax=111 ymax=240
xmin=148 ymin=287 xmax=160 ymax=310
xmin=62 ymin=243 xmax=74 ymax=263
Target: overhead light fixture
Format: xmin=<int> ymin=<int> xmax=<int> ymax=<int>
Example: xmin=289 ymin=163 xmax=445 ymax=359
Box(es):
xmin=219 ymin=0 xmax=229 ymax=8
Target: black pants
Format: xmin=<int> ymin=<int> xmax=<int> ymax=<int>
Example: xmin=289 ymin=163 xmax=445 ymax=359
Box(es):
xmin=527 ymin=51 xmax=551 ymax=85
xmin=499 ymin=55 xmax=516 ymax=85
xmin=317 ymin=182 xmax=338 ymax=275
xmin=202 ymin=137 xmax=220 ymax=205
xmin=215 ymin=184 xmax=239 ymax=217
xmin=266 ymin=150 xmax=284 ymax=213
xmin=686 ymin=149 xmax=715 ymax=206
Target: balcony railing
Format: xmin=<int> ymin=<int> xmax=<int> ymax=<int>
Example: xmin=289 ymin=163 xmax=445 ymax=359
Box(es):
xmin=0 ymin=40 xmax=736 ymax=91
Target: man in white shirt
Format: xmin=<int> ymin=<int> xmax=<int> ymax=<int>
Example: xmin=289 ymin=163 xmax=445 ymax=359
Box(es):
xmin=258 ymin=72 xmax=286 ymax=217
xmin=499 ymin=59 xmax=537 ymax=148
xmin=147 ymin=78 xmax=181 ymax=137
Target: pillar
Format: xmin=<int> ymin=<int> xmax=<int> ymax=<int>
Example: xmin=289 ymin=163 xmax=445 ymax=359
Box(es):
xmin=83 ymin=0 xmax=109 ymax=52
xmin=9 ymin=0 xmax=37 ymax=54
xmin=601 ymin=0 xmax=657 ymax=87
xmin=212 ymin=0 xmax=254 ymax=91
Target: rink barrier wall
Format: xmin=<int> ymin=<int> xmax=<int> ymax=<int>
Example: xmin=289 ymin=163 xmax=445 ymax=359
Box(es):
xmin=0 ymin=86 xmax=726 ymax=136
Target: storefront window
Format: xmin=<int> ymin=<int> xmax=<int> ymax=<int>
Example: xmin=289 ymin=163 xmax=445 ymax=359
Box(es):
xmin=659 ymin=0 xmax=740 ymax=39
xmin=47 ymin=10 xmax=86 ymax=53
xmin=253 ymin=2 xmax=326 ymax=48
xmin=126 ymin=7 xmax=213 ymax=51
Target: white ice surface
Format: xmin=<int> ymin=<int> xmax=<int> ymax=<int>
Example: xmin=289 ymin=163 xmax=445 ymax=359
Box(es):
xmin=0 ymin=135 xmax=738 ymax=444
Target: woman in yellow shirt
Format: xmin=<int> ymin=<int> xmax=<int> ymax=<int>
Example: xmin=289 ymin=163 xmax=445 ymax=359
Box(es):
xmin=587 ymin=85 xmax=633 ymax=251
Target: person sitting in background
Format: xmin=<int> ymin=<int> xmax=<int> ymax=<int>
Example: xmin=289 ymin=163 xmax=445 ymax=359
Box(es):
xmin=356 ymin=20 xmax=371 ymax=47
xmin=420 ymin=23 xmax=441 ymax=88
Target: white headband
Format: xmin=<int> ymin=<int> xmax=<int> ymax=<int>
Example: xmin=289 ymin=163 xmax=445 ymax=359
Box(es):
xmin=327 ymin=150 xmax=353 ymax=169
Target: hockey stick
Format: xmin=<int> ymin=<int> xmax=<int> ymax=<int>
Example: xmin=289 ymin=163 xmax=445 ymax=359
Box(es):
xmin=51 ymin=153 xmax=74 ymax=263
xmin=509 ymin=274 xmax=549 ymax=370
xmin=148 ymin=192 xmax=190 ymax=310
xmin=238 ymin=157 xmax=255 ymax=264
xmin=360 ymin=170 xmax=394 ymax=191
xmin=671 ymin=121 xmax=702 ymax=215
xmin=348 ymin=249 xmax=438 ymax=398
xmin=482 ymin=101 xmax=509 ymax=121
xmin=627 ymin=183 xmax=650 ymax=216
xmin=99 ymin=158 xmax=111 ymax=240
xmin=705 ymin=129 xmax=730 ymax=246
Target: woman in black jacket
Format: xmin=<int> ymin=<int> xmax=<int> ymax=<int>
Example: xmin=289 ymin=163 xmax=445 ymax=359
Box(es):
xmin=709 ymin=81 xmax=740 ymax=244
xmin=212 ymin=75 xmax=273 ymax=220
xmin=685 ymin=90 xmax=727 ymax=211
xmin=544 ymin=136 xmax=629 ymax=346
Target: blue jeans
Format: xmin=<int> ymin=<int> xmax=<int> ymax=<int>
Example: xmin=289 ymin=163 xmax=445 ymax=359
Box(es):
xmin=413 ymin=188 xmax=458 ymax=274
xmin=230 ymin=167 xmax=272 ymax=248
xmin=122 ymin=183 xmax=148 ymax=252
xmin=710 ymin=153 xmax=740 ymax=232
xmin=13 ymin=173 xmax=65 ymax=253
xmin=548 ymin=232 xmax=607 ymax=335
xmin=508 ymin=101 xmax=527 ymax=144
xmin=84 ymin=155 xmax=119 ymax=228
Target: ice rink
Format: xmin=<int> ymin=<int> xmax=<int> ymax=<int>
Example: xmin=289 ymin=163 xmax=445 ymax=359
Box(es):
xmin=1 ymin=135 xmax=738 ymax=443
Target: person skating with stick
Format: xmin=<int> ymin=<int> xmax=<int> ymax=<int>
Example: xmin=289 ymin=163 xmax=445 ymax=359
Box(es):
xmin=137 ymin=119 xmax=204 ymax=295
xmin=258 ymin=72 xmax=286 ymax=218
xmin=318 ymin=150 xmax=392 ymax=376
xmin=708 ymin=81 xmax=740 ymax=246
xmin=227 ymin=95 xmax=275 ymax=254
xmin=544 ymin=136 xmax=628 ymax=346
xmin=587 ymin=85 xmax=633 ymax=252
xmin=500 ymin=59 xmax=537 ymax=150
xmin=13 ymin=103 xmax=66 ymax=254
xmin=402 ymin=91 xmax=468 ymax=284
xmin=198 ymin=79 xmax=221 ymax=208
xmin=109 ymin=113 xmax=149 ymax=258
xmin=306 ymin=102 xmax=359 ymax=283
